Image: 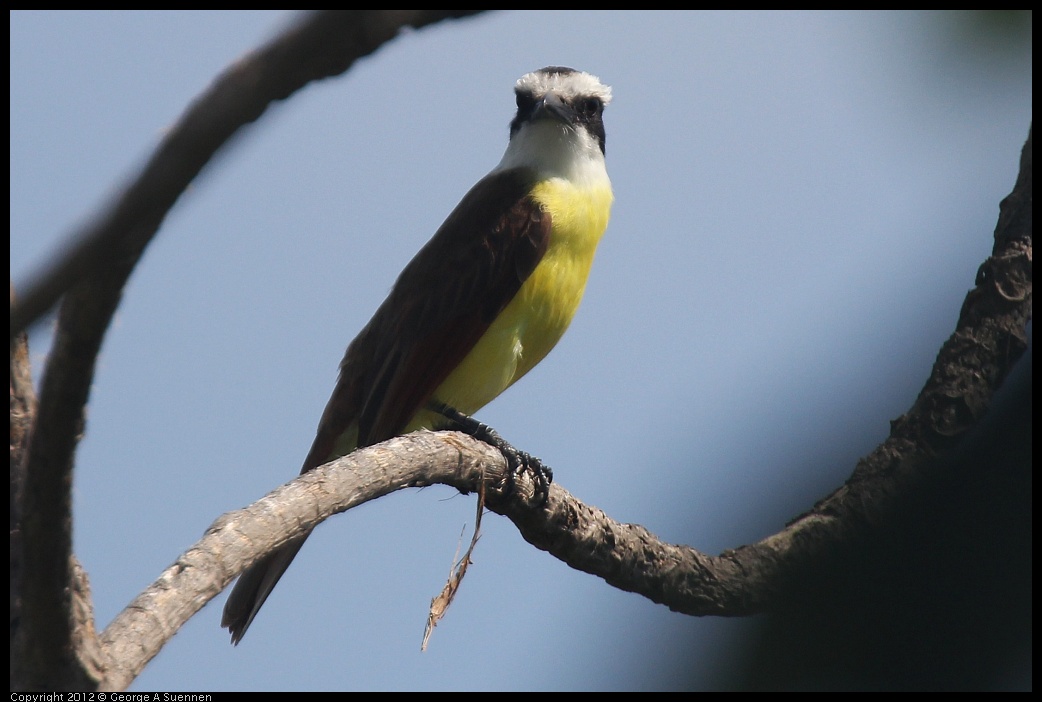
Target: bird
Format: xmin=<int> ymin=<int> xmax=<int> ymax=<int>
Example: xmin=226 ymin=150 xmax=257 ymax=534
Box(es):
xmin=222 ymin=66 xmax=613 ymax=644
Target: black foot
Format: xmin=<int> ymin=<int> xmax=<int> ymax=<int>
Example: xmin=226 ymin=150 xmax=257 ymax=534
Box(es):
xmin=432 ymin=402 xmax=553 ymax=503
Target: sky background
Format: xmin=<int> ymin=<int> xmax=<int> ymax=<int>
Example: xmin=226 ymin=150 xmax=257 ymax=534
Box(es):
xmin=10 ymin=10 xmax=1032 ymax=691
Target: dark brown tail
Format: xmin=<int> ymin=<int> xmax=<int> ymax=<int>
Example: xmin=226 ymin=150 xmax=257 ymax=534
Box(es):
xmin=221 ymin=533 xmax=309 ymax=644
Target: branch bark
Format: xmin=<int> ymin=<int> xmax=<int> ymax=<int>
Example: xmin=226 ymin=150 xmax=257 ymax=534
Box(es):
xmin=9 ymin=11 xmax=488 ymax=692
xmin=9 ymin=10 xmax=1030 ymax=692
xmin=9 ymin=11 xmax=485 ymax=340
xmin=96 ymin=126 xmax=1032 ymax=689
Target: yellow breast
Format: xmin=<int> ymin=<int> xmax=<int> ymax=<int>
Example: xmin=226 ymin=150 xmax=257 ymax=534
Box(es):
xmin=424 ymin=177 xmax=613 ymax=421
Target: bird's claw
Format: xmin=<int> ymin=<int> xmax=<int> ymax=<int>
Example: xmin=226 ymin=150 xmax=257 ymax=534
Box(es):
xmin=432 ymin=402 xmax=553 ymax=504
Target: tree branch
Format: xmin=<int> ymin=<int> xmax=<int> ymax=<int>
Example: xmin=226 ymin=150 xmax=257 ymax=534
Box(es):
xmin=10 ymin=11 xmax=488 ymax=692
xmin=9 ymin=11 xmax=485 ymax=339
xmin=97 ymin=431 xmax=509 ymax=691
xmin=97 ymin=125 xmax=1031 ymax=689
xmin=10 ymin=11 xmax=1029 ymax=691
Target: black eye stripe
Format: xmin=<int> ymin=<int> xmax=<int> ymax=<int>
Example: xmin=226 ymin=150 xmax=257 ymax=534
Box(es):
xmin=514 ymin=93 xmax=602 ymax=113
xmin=509 ymin=90 xmax=608 ymax=155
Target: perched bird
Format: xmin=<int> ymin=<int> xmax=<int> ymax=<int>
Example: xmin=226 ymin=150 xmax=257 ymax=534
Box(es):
xmin=222 ymin=66 xmax=613 ymax=643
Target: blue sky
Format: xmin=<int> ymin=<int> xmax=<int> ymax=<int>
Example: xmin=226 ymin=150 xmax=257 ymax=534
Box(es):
xmin=10 ymin=10 xmax=1031 ymax=691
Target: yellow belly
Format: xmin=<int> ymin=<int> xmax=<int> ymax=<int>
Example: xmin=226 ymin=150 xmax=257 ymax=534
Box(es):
xmin=408 ymin=177 xmax=613 ymax=431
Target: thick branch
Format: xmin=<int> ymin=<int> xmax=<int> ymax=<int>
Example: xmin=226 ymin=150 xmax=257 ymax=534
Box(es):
xmin=9 ymin=11 xmax=485 ymax=339
xmin=10 ymin=12 xmax=1028 ymax=689
xmin=100 ymin=429 xmax=758 ymax=689
xmin=99 ymin=127 xmax=1032 ymax=690
xmin=98 ymin=432 xmax=508 ymax=691
xmin=11 ymin=11 xmax=487 ymax=692
xmin=10 ymin=293 xmax=34 ymax=689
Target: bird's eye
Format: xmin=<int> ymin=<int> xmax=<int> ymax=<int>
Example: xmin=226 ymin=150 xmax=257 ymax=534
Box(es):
xmin=516 ymin=93 xmax=535 ymax=112
xmin=578 ymin=97 xmax=601 ymax=118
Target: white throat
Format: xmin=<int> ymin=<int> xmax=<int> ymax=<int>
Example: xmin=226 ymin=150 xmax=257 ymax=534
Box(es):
xmin=494 ymin=120 xmax=610 ymax=189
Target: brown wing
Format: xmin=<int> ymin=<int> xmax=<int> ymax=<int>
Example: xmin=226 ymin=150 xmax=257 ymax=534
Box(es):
xmin=301 ymin=167 xmax=551 ymax=471
xmin=224 ymin=168 xmax=550 ymax=643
